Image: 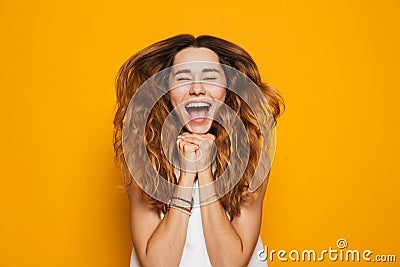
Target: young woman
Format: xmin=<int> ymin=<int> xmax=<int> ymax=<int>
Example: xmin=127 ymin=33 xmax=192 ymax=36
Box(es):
xmin=113 ymin=34 xmax=284 ymax=267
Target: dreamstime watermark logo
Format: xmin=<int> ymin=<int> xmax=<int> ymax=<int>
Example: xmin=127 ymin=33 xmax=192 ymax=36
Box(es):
xmin=257 ymin=238 xmax=397 ymax=263
xmin=122 ymin=62 xmax=277 ymax=206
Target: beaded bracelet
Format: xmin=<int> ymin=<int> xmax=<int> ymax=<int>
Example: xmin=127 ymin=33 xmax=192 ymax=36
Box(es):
xmin=171 ymin=195 xmax=193 ymax=208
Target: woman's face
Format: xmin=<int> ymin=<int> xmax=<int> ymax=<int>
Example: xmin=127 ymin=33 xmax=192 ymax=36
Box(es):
xmin=168 ymin=47 xmax=227 ymax=134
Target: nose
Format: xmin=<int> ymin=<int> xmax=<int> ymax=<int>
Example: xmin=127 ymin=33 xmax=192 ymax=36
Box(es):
xmin=189 ymin=81 xmax=206 ymax=95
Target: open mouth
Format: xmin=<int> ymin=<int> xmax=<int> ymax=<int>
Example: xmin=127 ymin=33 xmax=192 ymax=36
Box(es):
xmin=185 ymin=102 xmax=211 ymax=120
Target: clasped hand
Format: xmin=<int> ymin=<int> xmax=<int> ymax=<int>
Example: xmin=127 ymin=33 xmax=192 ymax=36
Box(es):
xmin=176 ymin=132 xmax=216 ymax=178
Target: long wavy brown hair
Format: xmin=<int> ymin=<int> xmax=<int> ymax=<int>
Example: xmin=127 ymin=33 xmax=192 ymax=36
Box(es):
xmin=113 ymin=34 xmax=285 ymax=220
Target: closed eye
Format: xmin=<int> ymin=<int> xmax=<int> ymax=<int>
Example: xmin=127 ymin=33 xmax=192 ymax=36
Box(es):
xmin=177 ymin=78 xmax=191 ymax=81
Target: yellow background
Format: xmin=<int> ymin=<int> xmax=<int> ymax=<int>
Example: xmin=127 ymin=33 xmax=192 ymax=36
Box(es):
xmin=1 ymin=0 xmax=399 ymax=266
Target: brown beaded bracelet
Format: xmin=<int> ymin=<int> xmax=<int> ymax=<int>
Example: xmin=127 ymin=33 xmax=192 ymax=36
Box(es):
xmin=171 ymin=195 xmax=193 ymax=208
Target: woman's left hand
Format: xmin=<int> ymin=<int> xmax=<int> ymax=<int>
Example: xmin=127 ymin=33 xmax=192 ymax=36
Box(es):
xmin=180 ymin=132 xmax=216 ymax=174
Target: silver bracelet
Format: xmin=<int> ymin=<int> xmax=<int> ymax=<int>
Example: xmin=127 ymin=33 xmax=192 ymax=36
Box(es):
xmin=168 ymin=203 xmax=192 ymax=216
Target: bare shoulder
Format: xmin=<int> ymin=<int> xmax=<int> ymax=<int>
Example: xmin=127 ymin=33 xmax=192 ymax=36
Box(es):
xmin=249 ymin=177 xmax=269 ymax=209
xmin=237 ymin=177 xmax=269 ymax=217
xmin=126 ymin=180 xmax=162 ymax=258
xmin=126 ymin=180 xmax=160 ymax=216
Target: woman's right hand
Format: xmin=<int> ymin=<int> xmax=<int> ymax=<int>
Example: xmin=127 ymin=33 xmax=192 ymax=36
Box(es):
xmin=176 ymin=135 xmax=199 ymax=182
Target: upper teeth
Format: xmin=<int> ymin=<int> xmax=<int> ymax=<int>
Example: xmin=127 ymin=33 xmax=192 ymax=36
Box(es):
xmin=186 ymin=102 xmax=211 ymax=108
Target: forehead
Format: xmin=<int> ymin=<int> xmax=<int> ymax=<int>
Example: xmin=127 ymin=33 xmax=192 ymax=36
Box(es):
xmin=173 ymin=47 xmax=220 ymax=65
xmin=171 ymin=47 xmax=223 ymax=75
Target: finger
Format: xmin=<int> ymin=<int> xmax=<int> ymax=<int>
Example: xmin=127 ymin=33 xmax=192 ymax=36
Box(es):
xmin=182 ymin=143 xmax=199 ymax=153
xmin=199 ymin=133 xmax=216 ymax=140
xmin=176 ymin=138 xmax=184 ymax=148
xmin=181 ymin=132 xmax=206 ymax=140
xmin=178 ymin=135 xmax=202 ymax=146
xmin=199 ymin=138 xmax=215 ymax=150
xmin=178 ymin=139 xmax=199 ymax=152
xmin=185 ymin=132 xmax=214 ymax=141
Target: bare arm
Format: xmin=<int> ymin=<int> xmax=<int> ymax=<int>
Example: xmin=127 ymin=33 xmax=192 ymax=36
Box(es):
xmin=198 ymin=169 xmax=268 ymax=267
xmin=128 ymin=137 xmax=199 ymax=267
xmin=179 ymin=132 xmax=268 ymax=267
xmin=127 ymin=173 xmax=195 ymax=267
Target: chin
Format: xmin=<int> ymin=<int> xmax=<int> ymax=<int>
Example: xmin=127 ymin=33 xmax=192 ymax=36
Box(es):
xmin=184 ymin=120 xmax=213 ymax=134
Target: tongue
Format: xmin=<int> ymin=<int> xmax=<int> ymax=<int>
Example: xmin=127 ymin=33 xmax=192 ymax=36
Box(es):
xmin=187 ymin=107 xmax=208 ymax=118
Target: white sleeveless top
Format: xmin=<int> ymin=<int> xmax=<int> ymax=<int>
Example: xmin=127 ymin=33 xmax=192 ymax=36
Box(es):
xmin=129 ymin=178 xmax=268 ymax=267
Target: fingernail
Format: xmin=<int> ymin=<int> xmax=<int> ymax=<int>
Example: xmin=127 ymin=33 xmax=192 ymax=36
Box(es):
xmin=178 ymin=135 xmax=185 ymax=139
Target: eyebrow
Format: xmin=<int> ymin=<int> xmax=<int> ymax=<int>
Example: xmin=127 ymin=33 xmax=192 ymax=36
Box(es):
xmin=173 ymin=69 xmax=191 ymax=76
xmin=173 ymin=68 xmax=220 ymax=76
xmin=202 ymin=68 xmax=220 ymax=74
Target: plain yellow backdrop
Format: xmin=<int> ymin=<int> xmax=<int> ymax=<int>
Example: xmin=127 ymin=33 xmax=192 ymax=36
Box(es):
xmin=1 ymin=0 xmax=399 ymax=266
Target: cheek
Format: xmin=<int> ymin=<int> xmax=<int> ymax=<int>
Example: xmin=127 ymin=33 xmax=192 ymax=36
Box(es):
xmin=168 ymin=90 xmax=181 ymax=108
xmin=217 ymin=87 xmax=227 ymax=102
xmin=206 ymin=84 xmax=226 ymax=101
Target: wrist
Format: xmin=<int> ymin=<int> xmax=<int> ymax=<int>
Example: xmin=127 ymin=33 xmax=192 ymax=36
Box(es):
xmin=197 ymin=167 xmax=213 ymax=183
xmin=179 ymin=171 xmax=197 ymax=186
